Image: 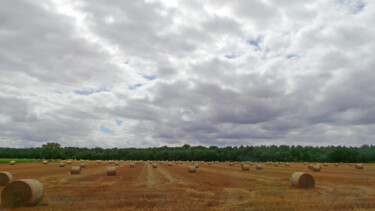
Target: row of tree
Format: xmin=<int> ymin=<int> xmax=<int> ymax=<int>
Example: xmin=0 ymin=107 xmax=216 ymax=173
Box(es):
xmin=0 ymin=143 xmax=374 ymax=163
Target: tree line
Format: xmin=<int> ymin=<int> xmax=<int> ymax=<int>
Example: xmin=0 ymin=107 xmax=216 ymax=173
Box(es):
xmin=0 ymin=143 xmax=374 ymax=163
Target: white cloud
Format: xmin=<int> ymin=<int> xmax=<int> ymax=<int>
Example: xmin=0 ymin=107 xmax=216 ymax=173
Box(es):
xmin=0 ymin=0 xmax=374 ymax=148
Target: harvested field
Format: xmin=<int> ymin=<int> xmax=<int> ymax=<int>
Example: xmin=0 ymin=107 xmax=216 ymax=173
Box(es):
xmin=0 ymin=162 xmax=374 ymax=210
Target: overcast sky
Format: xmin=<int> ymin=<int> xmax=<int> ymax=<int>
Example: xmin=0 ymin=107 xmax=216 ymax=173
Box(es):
xmin=0 ymin=0 xmax=374 ymax=148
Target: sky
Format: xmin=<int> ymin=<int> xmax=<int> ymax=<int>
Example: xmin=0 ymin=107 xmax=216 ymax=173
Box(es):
xmin=0 ymin=0 xmax=374 ymax=148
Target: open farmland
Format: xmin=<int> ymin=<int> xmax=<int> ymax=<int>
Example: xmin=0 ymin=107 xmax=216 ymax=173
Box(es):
xmin=1 ymin=161 xmax=374 ymax=210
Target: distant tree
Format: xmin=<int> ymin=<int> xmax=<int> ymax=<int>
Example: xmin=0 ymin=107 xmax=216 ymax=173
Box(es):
xmin=40 ymin=142 xmax=63 ymax=160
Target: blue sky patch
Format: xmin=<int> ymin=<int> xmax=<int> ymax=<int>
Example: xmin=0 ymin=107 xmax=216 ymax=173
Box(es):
xmin=100 ymin=125 xmax=115 ymax=135
xmin=129 ymin=83 xmax=142 ymax=90
xmin=143 ymin=75 xmax=157 ymax=80
xmin=225 ymin=53 xmax=239 ymax=59
xmin=75 ymin=88 xmax=108 ymax=95
xmin=287 ymin=54 xmax=296 ymax=59
xmin=115 ymin=120 xmax=123 ymax=126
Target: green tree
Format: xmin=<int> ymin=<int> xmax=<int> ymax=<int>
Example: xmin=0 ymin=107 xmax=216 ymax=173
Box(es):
xmin=40 ymin=142 xmax=63 ymax=160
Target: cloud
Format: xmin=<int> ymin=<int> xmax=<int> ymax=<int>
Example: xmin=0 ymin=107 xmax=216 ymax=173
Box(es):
xmin=0 ymin=0 xmax=374 ymax=148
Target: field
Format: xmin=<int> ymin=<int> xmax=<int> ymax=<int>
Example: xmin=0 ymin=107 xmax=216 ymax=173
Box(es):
xmin=0 ymin=161 xmax=374 ymax=210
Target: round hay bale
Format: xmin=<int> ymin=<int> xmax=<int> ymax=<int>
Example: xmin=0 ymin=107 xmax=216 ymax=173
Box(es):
xmin=109 ymin=161 xmax=114 ymax=164
xmin=168 ymin=163 xmax=172 ymax=166
xmin=334 ymin=163 xmax=339 ymax=166
xmin=274 ymin=163 xmax=278 ymax=167
xmin=107 ymin=167 xmax=116 ymax=176
xmin=194 ymin=164 xmax=199 ymax=168
xmin=188 ymin=166 xmax=196 ymax=173
xmin=42 ymin=161 xmax=48 ymax=165
xmin=349 ymin=163 xmax=353 ymax=166
xmin=355 ymin=163 xmax=363 ymax=169
xmin=130 ymin=163 xmax=135 ymax=167
xmin=304 ymin=162 xmax=307 ymax=165
xmin=0 ymin=171 xmax=13 ymax=186
xmin=152 ymin=164 xmax=158 ymax=168
xmin=96 ymin=160 xmax=102 ymax=164
xmin=323 ymin=163 xmax=328 ymax=167
xmin=9 ymin=161 xmax=16 ymax=165
xmin=241 ymin=164 xmax=250 ymax=171
xmin=1 ymin=179 xmax=44 ymax=208
xmin=80 ymin=163 xmax=86 ymax=168
xmin=290 ymin=172 xmax=315 ymax=188
xmin=70 ymin=166 xmax=81 ymax=174
xmin=114 ymin=162 xmax=119 ymax=166
xmin=229 ymin=163 xmax=234 ymax=166
xmin=67 ymin=161 xmax=72 ymax=165
xmin=59 ymin=162 xmax=66 ymax=167
xmin=310 ymin=165 xmax=321 ymax=172
xmin=256 ymin=165 xmax=263 ymax=170
xmin=285 ymin=163 xmax=290 ymax=167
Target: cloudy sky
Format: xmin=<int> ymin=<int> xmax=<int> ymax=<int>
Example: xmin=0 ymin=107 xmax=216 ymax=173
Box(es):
xmin=0 ymin=0 xmax=374 ymax=148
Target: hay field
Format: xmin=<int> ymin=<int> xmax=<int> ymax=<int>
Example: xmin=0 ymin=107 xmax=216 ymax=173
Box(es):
xmin=0 ymin=161 xmax=374 ymax=210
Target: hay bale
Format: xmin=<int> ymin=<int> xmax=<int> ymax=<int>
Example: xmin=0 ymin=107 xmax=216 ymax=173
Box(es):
xmin=80 ymin=163 xmax=86 ymax=168
xmin=107 ymin=167 xmax=116 ymax=176
xmin=42 ymin=161 xmax=48 ymax=165
xmin=130 ymin=163 xmax=135 ymax=167
xmin=188 ymin=166 xmax=196 ymax=173
xmin=67 ymin=161 xmax=72 ymax=165
xmin=304 ymin=162 xmax=307 ymax=165
xmin=256 ymin=165 xmax=263 ymax=170
xmin=290 ymin=172 xmax=315 ymax=189
xmin=152 ymin=164 xmax=158 ymax=168
xmin=229 ymin=163 xmax=234 ymax=166
xmin=285 ymin=163 xmax=290 ymax=167
xmin=274 ymin=163 xmax=278 ymax=167
xmin=109 ymin=161 xmax=114 ymax=164
xmin=349 ymin=163 xmax=353 ymax=166
xmin=310 ymin=165 xmax=321 ymax=172
xmin=59 ymin=162 xmax=66 ymax=167
xmin=0 ymin=171 xmax=13 ymax=186
xmin=334 ymin=163 xmax=339 ymax=166
xmin=9 ymin=161 xmax=16 ymax=165
xmin=1 ymin=179 xmax=44 ymax=208
xmin=355 ymin=163 xmax=363 ymax=169
xmin=323 ymin=163 xmax=328 ymax=166
xmin=70 ymin=166 xmax=81 ymax=174
xmin=241 ymin=164 xmax=250 ymax=171
xmin=168 ymin=163 xmax=172 ymax=166
xmin=194 ymin=163 xmax=199 ymax=168
xmin=96 ymin=160 xmax=102 ymax=164
xmin=114 ymin=162 xmax=119 ymax=166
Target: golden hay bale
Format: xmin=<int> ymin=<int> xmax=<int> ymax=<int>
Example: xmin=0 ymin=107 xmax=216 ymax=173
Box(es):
xmin=107 ymin=167 xmax=116 ymax=176
xmin=334 ymin=163 xmax=339 ymax=166
xmin=114 ymin=162 xmax=119 ymax=166
xmin=256 ymin=165 xmax=263 ymax=170
xmin=274 ymin=163 xmax=278 ymax=167
xmin=188 ymin=166 xmax=196 ymax=173
xmin=304 ymin=162 xmax=307 ymax=165
xmin=67 ymin=161 xmax=72 ymax=165
xmin=355 ymin=164 xmax=363 ymax=169
xmin=285 ymin=163 xmax=290 ymax=167
xmin=168 ymin=163 xmax=172 ymax=166
xmin=9 ymin=161 xmax=16 ymax=165
xmin=194 ymin=164 xmax=199 ymax=168
xmin=229 ymin=163 xmax=234 ymax=166
xmin=152 ymin=164 xmax=158 ymax=168
xmin=323 ymin=163 xmax=328 ymax=166
xmin=130 ymin=163 xmax=135 ymax=167
xmin=70 ymin=166 xmax=81 ymax=174
xmin=310 ymin=165 xmax=321 ymax=172
xmin=109 ymin=161 xmax=114 ymax=164
xmin=1 ymin=179 xmax=44 ymax=208
xmin=349 ymin=163 xmax=353 ymax=166
xmin=59 ymin=163 xmax=66 ymax=167
xmin=80 ymin=163 xmax=86 ymax=168
xmin=241 ymin=164 xmax=250 ymax=171
xmin=96 ymin=160 xmax=102 ymax=164
xmin=290 ymin=172 xmax=315 ymax=189
xmin=42 ymin=161 xmax=48 ymax=165
xmin=0 ymin=171 xmax=13 ymax=186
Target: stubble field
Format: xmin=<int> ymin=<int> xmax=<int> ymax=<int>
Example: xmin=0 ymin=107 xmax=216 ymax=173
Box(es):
xmin=0 ymin=161 xmax=374 ymax=210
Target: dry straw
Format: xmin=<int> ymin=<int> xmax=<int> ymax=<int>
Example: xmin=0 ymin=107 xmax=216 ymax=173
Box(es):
xmin=67 ymin=160 xmax=72 ymax=165
xmin=194 ymin=163 xmax=199 ymax=168
xmin=242 ymin=164 xmax=250 ymax=171
xmin=59 ymin=162 xmax=66 ymax=167
xmin=42 ymin=161 xmax=48 ymax=165
xmin=188 ymin=166 xmax=196 ymax=173
xmin=80 ymin=163 xmax=86 ymax=168
xmin=256 ymin=165 xmax=263 ymax=170
xmin=290 ymin=172 xmax=315 ymax=188
xmin=70 ymin=166 xmax=81 ymax=174
xmin=355 ymin=163 xmax=363 ymax=169
xmin=309 ymin=164 xmax=321 ymax=172
xmin=0 ymin=171 xmax=13 ymax=186
xmin=107 ymin=167 xmax=116 ymax=176
xmin=1 ymin=179 xmax=44 ymax=208
xmin=9 ymin=161 xmax=16 ymax=165
xmin=323 ymin=163 xmax=328 ymax=166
